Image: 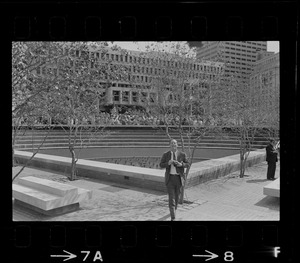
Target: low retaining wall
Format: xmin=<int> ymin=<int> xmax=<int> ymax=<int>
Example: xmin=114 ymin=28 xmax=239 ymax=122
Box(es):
xmin=14 ymin=149 xmax=266 ymax=193
xmin=186 ymin=149 xmax=266 ymax=187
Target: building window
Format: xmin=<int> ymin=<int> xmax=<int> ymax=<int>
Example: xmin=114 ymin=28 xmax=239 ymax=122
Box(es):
xmin=149 ymin=92 xmax=156 ymax=103
xmin=81 ymin=51 xmax=89 ymax=59
xmin=132 ymin=91 xmax=138 ymax=103
xmin=141 ymin=92 xmax=148 ymax=103
xmin=113 ymin=90 xmax=120 ymax=102
xmin=42 ymin=67 xmax=46 ymax=75
xmin=122 ymin=91 xmax=129 ymax=103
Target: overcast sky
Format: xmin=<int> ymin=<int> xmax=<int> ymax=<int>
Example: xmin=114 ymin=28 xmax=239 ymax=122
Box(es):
xmin=267 ymin=41 xmax=279 ymax=53
xmin=111 ymin=41 xmax=279 ymax=53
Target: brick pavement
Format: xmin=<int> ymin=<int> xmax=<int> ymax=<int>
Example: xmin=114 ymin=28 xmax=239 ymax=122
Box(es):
xmin=12 ymin=161 xmax=279 ymax=221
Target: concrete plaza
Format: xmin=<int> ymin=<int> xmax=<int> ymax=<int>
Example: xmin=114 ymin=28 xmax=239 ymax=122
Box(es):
xmin=12 ymin=161 xmax=279 ymax=221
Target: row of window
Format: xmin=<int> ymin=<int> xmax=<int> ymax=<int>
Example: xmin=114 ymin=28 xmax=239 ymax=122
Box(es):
xmin=99 ymin=82 xmax=153 ymax=90
xmin=124 ymin=64 xmax=221 ymax=74
xmin=111 ymin=89 xmax=196 ymax=105
xmin=112 ymin=90 xmax=157 ymax=104
xmin=36 ymin=64 xmax=220 ymax=83
xmin=227 ymin=47 xmax=264 ymax=54
xmin=257 ymin=57 xmax=279 ymax=67
xmin=73 ymin=48 xmax=223 ymax=73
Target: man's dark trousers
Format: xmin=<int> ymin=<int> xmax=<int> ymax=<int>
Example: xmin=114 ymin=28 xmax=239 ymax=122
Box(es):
xmin=166 ymin=174 xmax=182 ymax=220
xmin=267 ymin=161 xmax=276 ymax=179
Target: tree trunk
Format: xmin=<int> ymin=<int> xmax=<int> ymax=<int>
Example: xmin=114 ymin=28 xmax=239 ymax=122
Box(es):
xmin=179 ymin=139 xmax=198 ymax=204
xmin=240 ymin=150 xmax=245 ymax=178
xmin=12 ymin=146 xmax=15 ymax=167
xmin=12 ymin=126 xmax=52 ymax=183
xmin=69 ymin=146 xmax=77 ymax=181
xmin=179 ymin=167 xmax=189 ymax=204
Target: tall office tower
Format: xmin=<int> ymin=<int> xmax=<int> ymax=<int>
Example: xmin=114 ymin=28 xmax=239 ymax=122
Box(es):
xmin=196 ymin=41 xmax=268 ymax=84
xmin=250 ymin=51 xmax=279 ymax=113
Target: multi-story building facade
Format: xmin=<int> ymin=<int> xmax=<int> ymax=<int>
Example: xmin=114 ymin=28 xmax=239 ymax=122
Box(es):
xmin=250 ymin=51 xmax=279 ymax=112
xmin=34 ymin=45 xmax=224 ymax=112
xmin=196 ymin=41 xmax=267 ymax=84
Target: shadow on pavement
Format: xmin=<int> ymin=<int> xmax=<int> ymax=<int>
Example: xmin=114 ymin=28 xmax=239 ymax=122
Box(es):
xmin=246 ymin=179 xmax=269 ymax=183
xmin=255 ymin=196 xmax=280 ymax=211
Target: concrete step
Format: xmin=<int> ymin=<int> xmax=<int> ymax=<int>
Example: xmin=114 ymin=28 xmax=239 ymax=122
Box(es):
xmin=13 ymin=184 xmax=61 ymax=211
xmin=17 ymin=176 xmax=78 ymax=197
xmin=263 ymin=178 xmax=280 ymax=197
xmin=15 ymin=130 xmax=269 ymax=136
xmin=14 ymin=134 xmax=267 ymax=141
xmin=14 ymin=135 xmax=268 ymax=143
xmin=13 ymin=176 xmax=92 ymax=212
xmin=14 ymin=142 xmax=265 ymax=150
xmin=14 ymin=138 xmax=268 ymax=147
xmin=14 ymin=129 xmax=269 ymax=151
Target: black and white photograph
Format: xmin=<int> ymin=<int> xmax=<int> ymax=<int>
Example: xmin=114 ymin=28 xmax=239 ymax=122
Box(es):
xmin=12 ymin=41 xmax=280 ymax=221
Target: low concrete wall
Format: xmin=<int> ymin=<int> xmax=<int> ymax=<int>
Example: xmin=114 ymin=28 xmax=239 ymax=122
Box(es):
xmin=186 ymin=149 xmax=266 ymax=187
xmin=14 ymin=149 xmax=266 ymax=193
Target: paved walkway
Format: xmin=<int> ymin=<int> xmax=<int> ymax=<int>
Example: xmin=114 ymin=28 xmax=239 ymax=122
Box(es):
xmin=12 ymin=161 xmax=279 ymax=221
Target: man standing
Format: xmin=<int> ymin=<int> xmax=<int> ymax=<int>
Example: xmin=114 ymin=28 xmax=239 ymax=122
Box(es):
xmin=160 ymin=139 xmax=190 ymax=221
xmin=266 ymin=139 xmax=278 ymax=180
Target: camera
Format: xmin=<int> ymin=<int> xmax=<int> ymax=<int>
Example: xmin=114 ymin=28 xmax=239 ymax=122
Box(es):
xmin=173 ymin=161 xmax=181 ymax=167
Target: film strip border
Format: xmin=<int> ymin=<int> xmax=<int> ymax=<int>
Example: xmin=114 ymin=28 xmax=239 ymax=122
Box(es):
xmin=2 ymin=1 xmax=297 ymax=40
xmin=2 ymin=1 xmax=297 ymax=263
xmin=6 ymin=222 xmax=283 ymax=262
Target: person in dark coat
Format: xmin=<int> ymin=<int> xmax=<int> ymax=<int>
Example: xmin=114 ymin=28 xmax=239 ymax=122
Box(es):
xmin=266 ymin=139 xmax=278 ymax=180
xmin=160 ymin=139 xmax=190 ymax=221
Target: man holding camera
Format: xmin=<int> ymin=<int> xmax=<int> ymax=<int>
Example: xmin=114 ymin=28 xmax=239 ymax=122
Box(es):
xmin=266 ymin=138 xmax=279 ymax=180
xmin=160 ymin=139 xmax=190 ymax=221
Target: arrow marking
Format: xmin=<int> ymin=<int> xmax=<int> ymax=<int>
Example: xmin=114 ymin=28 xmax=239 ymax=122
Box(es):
xmin=193 ymin=250 xmax=219 ymax=261
xmin=51 ymin=250 xmax=77 ymax=261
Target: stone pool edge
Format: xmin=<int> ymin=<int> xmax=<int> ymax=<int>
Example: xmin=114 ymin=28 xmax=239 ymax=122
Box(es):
xmin=14 ymin=150 xmax=266 ymax=192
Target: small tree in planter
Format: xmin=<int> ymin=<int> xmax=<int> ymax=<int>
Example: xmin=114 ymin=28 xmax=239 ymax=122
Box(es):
xmin=216 ymin=74 xmax=272 ymax=178
xmin=49 ymin=42 xmax=132 ymax=180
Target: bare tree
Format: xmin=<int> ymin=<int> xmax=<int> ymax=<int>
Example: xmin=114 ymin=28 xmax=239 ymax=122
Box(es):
xmin=12 ymin=42 xmax=65 ymax=173
xmin=50 ymin=43 xmax=133 ymax=180
xmin=215 ymin=72 xmax=274 ymax=178
xmin=12 ymin=42 xmax=132 ymax=181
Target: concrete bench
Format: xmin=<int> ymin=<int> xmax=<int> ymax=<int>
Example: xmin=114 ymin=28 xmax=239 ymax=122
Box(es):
xmin=263 ymin=178 xmax=280 ymax=197
xmin=13 ymin=176 xmax=92 ymax=216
